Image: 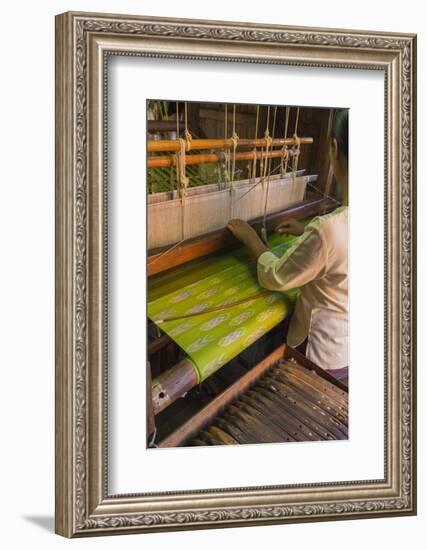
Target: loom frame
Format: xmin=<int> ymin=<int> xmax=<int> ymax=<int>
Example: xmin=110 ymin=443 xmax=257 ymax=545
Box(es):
xmin=55 ymin=11 xmax=417 ymax=537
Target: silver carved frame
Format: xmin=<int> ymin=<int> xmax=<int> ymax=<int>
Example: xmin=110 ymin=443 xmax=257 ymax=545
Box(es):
xmin=55 ymin=11 xmax=417 ymax=537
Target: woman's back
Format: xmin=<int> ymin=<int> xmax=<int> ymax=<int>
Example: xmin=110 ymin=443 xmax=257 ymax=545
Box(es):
xmin=289 ymin=206 xmax=348 ymax=369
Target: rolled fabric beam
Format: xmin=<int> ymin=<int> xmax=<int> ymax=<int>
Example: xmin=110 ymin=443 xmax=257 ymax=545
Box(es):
xmin=152 ymin=359 xmax=198 ymax=415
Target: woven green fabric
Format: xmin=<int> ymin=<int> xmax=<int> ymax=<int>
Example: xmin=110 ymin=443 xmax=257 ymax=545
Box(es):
xmin=148 ymin=234 xmax=300 ymax=382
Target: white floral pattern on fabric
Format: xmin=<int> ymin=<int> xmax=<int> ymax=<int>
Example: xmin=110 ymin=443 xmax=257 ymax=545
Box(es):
xmin=256 ymin=310 xmax=271 ymax=323
xmin=256 ymin=304 xmax=284 ymax=321
xmin=218 ymin=328 xmax=246 ymax=347
xmin=229 ymin=310 xmax=254 ymax=326
xmin=221 ymin=297 xmax=239 ymax=306
xmin=197 ymin=287 xmax=221 ymax=299
xmin=237 ymin=300 xmax=256 ymax=309
xmin=199 ymin=313 xmax=229 ymax=331
xmin=168 ymin=321 xmax=195 ymax=337
xmin=185 ymin=302 xmax=212 ymax=315
xmin=208 ymin=277 xmax=224 ymax=285
xmin=202 ymin=355 xmax=227 ymax=378
xmin=244 ymin=327 xmax=267 ymax=347
xmin=264 ymin=293 xmax=281 ymax=304
xmin=187 ymin=335 xmax=216 ymax=353
xmin=169 ymin=290 xmax=194 ymax=303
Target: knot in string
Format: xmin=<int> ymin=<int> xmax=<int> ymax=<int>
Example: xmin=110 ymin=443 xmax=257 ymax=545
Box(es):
xmin=184 ymin=128 xmax=192 ymax=152
xmin=280 ymin=143 xmax=289 ymax=177
xmin=229 ymin=131 xmax=239 ymax=217
xmin=292 ymin=134 xmax=301 ymax=174
xmin=176 ymin=137 xmax=189 ymax=196
xmin=230 ymin=131 xmax=239 ymax=152
xmin=230 ymin=131 xmax=239 ymax=182
xmin=293 ymin=134 xmax=301 ymax=150
xmin=264 ymin=129 xmax=273 ymax=149
xmin=262 ymin=129 xmax=273 ymax=181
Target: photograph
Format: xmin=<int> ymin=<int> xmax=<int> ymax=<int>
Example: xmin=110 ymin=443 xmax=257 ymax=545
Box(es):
xmin=147 ymin=100 xmax=349 ymax=448
xmin=53 ymin=10 xmax=416 ymax=537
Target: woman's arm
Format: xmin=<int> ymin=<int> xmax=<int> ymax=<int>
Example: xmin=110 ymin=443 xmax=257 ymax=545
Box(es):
xmin=226 ymin=219 xmax=268 ymax=260
xmin=257 ymin=228 xmax=328 ymax=291
xmin=227 ymin=218 xmax=328 ymax=292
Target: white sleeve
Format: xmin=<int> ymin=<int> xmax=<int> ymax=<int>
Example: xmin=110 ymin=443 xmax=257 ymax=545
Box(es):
xmin=257 ymin=228 xmax=328 ymax=291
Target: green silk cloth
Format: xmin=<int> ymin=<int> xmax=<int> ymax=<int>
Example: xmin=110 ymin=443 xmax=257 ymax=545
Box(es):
xmin=148 ymin=233 xmax=299 ymax=382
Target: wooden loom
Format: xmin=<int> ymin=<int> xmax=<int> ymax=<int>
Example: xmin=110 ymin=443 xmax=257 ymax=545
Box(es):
xmin=147 ymin=111 xmax=345 ymax=448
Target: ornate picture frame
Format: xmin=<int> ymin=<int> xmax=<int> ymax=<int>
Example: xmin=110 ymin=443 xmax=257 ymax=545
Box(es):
xmin=55 ymin=11 xmax=417 ymax=537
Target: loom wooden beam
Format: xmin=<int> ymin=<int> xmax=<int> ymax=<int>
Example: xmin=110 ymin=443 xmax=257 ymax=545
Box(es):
xmin=147 ymin=136 xmax=313 ymax=153
xmin=147 ymin=197 xmax=334 ymax=277
xmin=148 ymin=148 xmax=299 ymax=169
xmin=284 ymin=342 xmax=348 ymax=392
xmin=148 ymin=333 xmax=172 ymax=356
xmin=148 ymin=120 xmax=184 ymax=133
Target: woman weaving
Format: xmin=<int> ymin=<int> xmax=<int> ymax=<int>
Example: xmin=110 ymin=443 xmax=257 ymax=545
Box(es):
xmin=227 ymin=109 xmax=349 ymax=383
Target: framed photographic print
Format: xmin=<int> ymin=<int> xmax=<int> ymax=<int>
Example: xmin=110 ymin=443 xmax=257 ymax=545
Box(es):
xmin=55 ymin=11 xmax=417 ymax=537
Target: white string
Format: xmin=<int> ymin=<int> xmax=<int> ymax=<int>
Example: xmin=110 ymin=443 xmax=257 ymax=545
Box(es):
xmin=148 ymin=103 xmax=190 ymax=268
xmin=229 ymin=104 xmax=239 ymax=219
xmin=292 ymin=107 xmax=301 ymax=186
xmin=261 ymin=106 xmax=277 ymax=243
xmin=281 ymin=106 xmax=290 ymax=177
xmin=251 ymin=105 xmax=260 ymax=183
xmin=306 ymin=180 xmax=342 ymax=207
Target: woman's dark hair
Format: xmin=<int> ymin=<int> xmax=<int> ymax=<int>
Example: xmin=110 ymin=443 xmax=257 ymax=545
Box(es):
xmin=331 ymin=109 xmax=348 ymax=159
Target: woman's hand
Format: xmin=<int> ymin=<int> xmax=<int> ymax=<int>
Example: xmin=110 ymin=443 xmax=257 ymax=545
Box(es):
xmin=226 ymin=219 xmax=258 ymax=244
xmin=275 ymin=219 xmax=305 ymax=236
xmin=227 ymin=219 xmax=268 ymax=260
